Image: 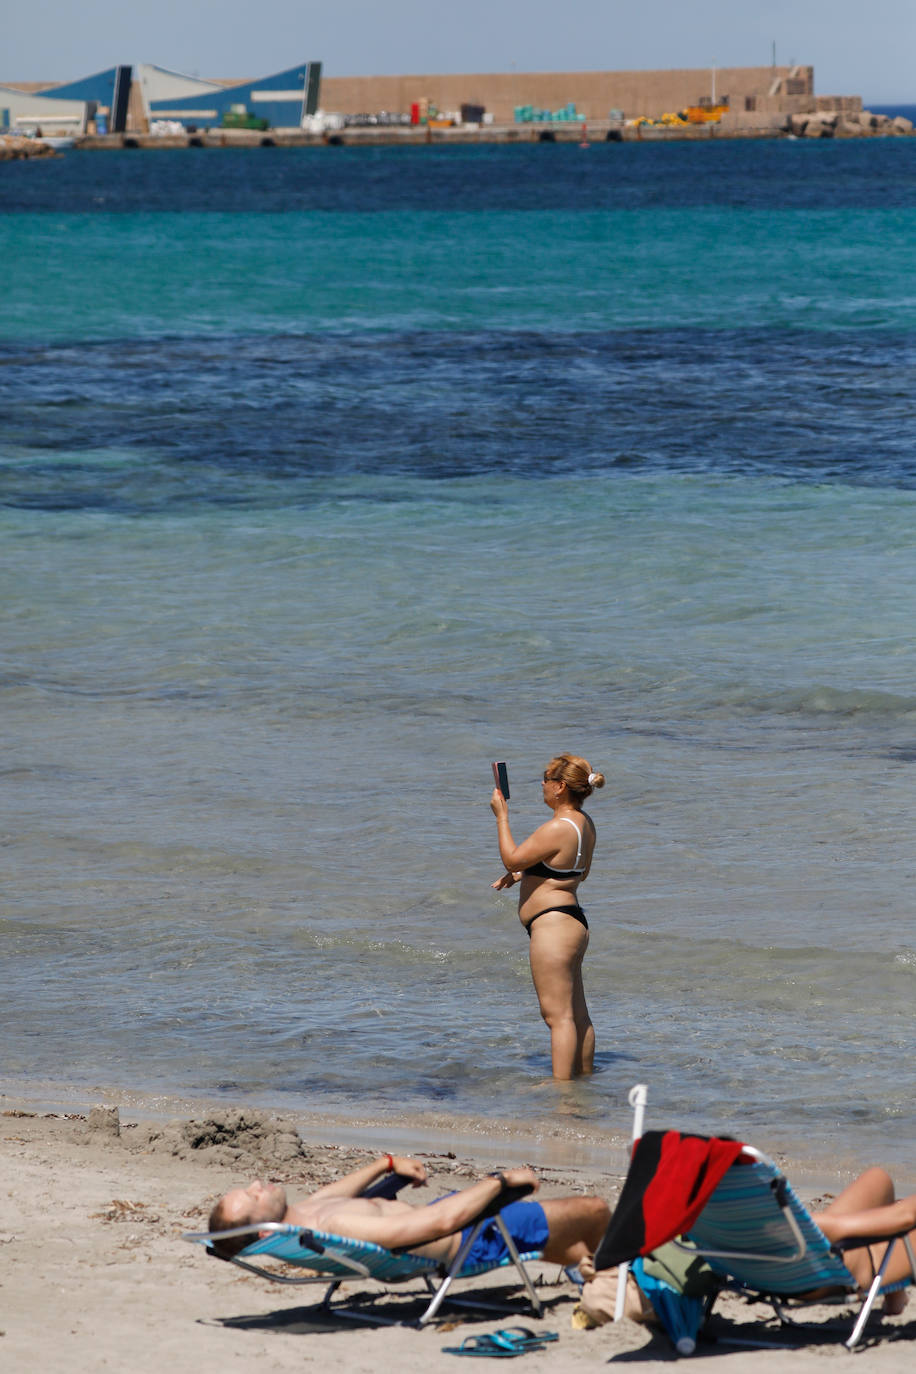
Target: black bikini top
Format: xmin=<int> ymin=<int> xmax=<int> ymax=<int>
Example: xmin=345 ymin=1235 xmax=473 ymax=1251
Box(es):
xmin=524 ymin=817 xmax=586 ymax=880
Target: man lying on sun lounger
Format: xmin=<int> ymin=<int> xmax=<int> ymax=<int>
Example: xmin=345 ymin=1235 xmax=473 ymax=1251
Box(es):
xmin=208 ymin=1152 xmax=611 ymax=1271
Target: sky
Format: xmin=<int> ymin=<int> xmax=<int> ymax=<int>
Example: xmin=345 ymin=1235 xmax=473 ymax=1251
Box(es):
xmin=3 ymin=0 xmax=914 ymax=104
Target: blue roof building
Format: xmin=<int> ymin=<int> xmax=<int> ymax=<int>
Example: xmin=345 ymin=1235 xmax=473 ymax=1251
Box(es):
xmin=146 ymin=62 xmax=322 ymax=129
xmin=42 ymin=66 xmax=132 ymax=130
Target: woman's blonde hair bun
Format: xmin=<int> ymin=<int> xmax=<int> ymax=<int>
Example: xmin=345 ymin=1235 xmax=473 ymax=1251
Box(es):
xmin=547 ymin=754 xmax=605 ymax=796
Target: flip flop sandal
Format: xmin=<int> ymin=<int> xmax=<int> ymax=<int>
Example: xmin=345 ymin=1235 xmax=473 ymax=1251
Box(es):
xmin=442 ymin=1333 xmax=532 ymax=1357
xmin=491 ymin=1327 xmax=560 ymax=1351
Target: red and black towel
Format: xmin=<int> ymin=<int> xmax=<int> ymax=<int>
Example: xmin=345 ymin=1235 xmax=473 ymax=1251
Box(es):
xmin=595 ymin=1130 xmax=745 ymax=1270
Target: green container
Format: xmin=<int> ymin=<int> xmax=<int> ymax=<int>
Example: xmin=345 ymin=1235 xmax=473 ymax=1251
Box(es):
xmin=221 ymin=109 xmax=269 ymax=131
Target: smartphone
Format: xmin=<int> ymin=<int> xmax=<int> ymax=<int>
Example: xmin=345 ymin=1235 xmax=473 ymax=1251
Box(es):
xmin=491 ymin=761 xmax=510 ymax=799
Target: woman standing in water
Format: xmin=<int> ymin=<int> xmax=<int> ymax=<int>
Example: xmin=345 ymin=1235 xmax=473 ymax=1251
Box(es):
xmin=490 ymin=753 xmax=604 ymax=1079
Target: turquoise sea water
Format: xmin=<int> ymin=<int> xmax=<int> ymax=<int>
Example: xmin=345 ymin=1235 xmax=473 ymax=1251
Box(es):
xmin=4 ymin=205 xmax=916 ymax=339
xmin=2 ymin=142 xmax=915 ymax=1171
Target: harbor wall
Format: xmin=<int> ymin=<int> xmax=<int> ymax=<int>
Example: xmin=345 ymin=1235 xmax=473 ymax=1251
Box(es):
xmin=318 ymin=65 xmax=814 ymax=123
xmin=65 ymin=108 xmax=911 ymax=153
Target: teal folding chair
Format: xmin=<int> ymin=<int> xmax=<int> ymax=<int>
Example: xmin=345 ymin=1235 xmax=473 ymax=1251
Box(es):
xmin=682 ymin=1147 xmax=916 ymax=1350
xmin=183 ymin=1176 xmax=544 ymax=1327
xmin=601 ymin=1088 xmax=916 ymax=1354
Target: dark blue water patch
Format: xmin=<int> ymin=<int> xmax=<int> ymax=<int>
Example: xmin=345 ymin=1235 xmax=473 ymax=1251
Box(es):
xmin=1 ymin=327 xmax=914 ymax=512
xmin=3 ymin=139 xmax=916 ymax=214
xmin=870 ymin=105 xmax=916 ymax=122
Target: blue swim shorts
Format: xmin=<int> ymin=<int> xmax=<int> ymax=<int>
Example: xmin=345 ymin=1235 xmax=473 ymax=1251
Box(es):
xmin=459 ymin=1199 xmax=549 ymax=1270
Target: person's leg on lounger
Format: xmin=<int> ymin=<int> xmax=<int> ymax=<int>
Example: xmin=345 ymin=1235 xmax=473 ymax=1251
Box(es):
xmin=813 ymin=1168 xmax=916 ymax=1312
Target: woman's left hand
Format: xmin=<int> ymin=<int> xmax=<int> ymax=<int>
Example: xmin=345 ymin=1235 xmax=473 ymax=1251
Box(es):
xmin=490 ymin=786 xmax=508 ymax=819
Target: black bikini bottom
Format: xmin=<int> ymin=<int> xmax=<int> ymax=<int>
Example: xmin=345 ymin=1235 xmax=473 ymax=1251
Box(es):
xmin=523 ymin=904 xmax=588 ymax=939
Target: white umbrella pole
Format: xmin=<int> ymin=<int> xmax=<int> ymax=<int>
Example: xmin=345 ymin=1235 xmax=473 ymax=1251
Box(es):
xmin=614 ymin=1083 xmax=648 ymax=1322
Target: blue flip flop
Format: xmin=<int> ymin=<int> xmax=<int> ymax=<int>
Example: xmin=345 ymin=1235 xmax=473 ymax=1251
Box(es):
xmin=442 ymin=1334 xmax=527 ymax=1357
xmin=492 ymin=1327 xmax=559 ymax=1351
xmin=443 ymin=1328 xmax=559 ymax=1357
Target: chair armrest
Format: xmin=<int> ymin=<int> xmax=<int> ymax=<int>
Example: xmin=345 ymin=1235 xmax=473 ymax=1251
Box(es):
xmin=362 ymin=1171 xmax=417 ymax=1201
xmin=832 ymin=1227 xmax=913 ymax=1254
xmin=476 ymin=1181 xmax=535 ymax=1221
xmin=386 ymin=1181 xmax=536 ymax=1256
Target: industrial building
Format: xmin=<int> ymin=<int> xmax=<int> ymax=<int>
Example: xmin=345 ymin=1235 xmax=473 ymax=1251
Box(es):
xmin=0 ymin=63 xmax=321 ymax=136
xmin=0 ymin=66 xmax=131 ymax=135
xmin=141 ymin=63 xmax=322 ymax=130
xmin=1 ymin=61 xmax=861 ymax=138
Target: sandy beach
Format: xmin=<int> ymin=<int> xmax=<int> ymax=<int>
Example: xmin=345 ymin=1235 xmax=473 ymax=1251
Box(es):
xmin=2 ymin=1088 xmax=914 ymax=1372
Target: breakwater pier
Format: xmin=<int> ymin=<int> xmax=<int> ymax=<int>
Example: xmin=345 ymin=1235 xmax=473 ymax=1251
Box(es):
xmin=2 ymin=58 xmax=912 ymax=157
xmin=4 ymin=106 xmax=911 ymax=160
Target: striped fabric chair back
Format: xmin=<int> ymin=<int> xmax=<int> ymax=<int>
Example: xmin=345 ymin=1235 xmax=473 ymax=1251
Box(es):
xmin=240 ymin=1226 xmax=440 ymax=1282
xmin=686 ymin=1153 xmax=856 ymax=1297
xmin=240 ymin=1224 xmax=542 ymax=1281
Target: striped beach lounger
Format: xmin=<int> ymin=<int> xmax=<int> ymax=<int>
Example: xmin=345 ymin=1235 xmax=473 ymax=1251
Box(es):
xmin=596 ymin=1091 xmax=916 ymax=1354
xmin=683 ymin=1147 xmax=916 ymax=1349
xmin=183 ymin=1177 xmax=544 ymax=1326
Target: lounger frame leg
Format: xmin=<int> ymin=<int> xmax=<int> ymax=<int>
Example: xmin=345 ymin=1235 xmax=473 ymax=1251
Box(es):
xmin=846 ymin=1237 xmax=902 ymax=1350
xmin=418 ymin=1215 xmax=543 ymax=1326
xmin=321 ymin=1279 xmax=342 ymax=1313
xmin=491 ymin=1215 xmax=543 ymax=1318
xmin=753 ymin=1234 xmax=909 ymax=1351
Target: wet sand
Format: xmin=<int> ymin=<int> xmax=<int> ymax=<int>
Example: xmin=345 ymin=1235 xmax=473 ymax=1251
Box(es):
xmin=2 ymin=1085 xmax=914 ymax=1371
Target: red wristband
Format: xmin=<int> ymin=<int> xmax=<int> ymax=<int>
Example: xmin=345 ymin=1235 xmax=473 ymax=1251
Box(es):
xmin=385 ymin=1153 xmax=394 ymax=1173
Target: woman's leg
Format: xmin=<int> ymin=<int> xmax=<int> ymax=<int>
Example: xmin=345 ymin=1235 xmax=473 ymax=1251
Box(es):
xmin=528 ymin=914 xmax=591 ymax=1079
xmin=571 ymin=955 xmax=595 ymax=1075
xmin=814 ymin=1169 xmax=916 ymax=1308
xmin=818 ymin=1167 xmax=896 ymax=1219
